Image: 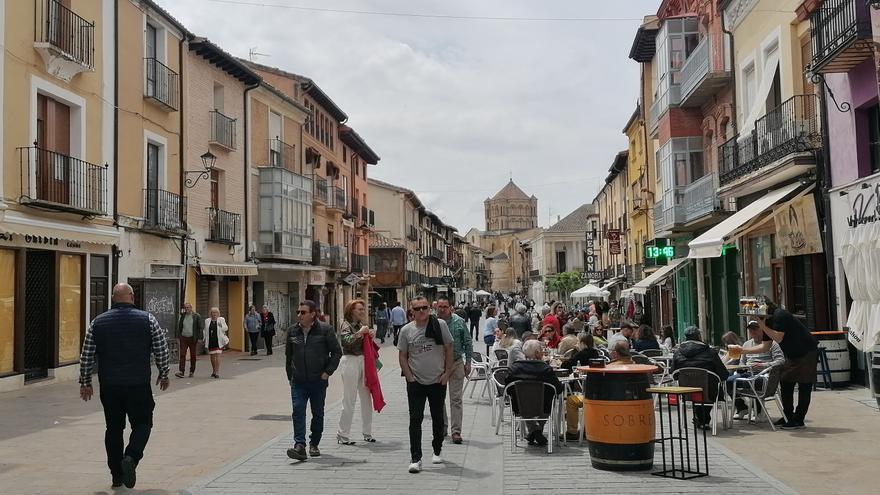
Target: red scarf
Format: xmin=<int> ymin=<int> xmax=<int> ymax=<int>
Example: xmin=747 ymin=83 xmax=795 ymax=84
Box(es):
xmin=362 ymin=338 xmax=386 ymax=413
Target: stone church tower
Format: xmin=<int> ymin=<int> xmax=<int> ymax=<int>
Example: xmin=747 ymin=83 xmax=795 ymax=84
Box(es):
xmin=484 ymin=180 xmax=538 ymax=231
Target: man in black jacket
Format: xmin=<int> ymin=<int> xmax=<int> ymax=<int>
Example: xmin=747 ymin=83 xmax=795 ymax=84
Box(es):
xmin=285 ymin=300 xmax=342 ymax=461
xmin=467 ymin=303 xmax=482 ymax=341
xmin=79 ymin=283 xmax=170 ymax=489
xmin=504 ymin=340 xmax=563 ymax=446
xmin=672 ymin=326 xmax=729 ymax=429
xmin=508 ymin=303 xmax=532 ymax=339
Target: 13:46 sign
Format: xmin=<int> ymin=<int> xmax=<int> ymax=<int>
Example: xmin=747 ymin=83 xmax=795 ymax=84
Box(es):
xmin=645 ymin=239 xmax=675 ymax=265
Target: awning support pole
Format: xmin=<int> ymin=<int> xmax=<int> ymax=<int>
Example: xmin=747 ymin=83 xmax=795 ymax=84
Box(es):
xmin=696 ymin=258 xmax=708 ymax=337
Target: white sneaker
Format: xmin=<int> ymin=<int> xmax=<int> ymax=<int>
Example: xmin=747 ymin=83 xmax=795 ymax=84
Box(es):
xmin=431 ymin=454 xmax=444 ymax=464
xmin=753 ymin=413 xmax=767 ymax=424
xmin=408 ymin=461 xmax=422 ymax=473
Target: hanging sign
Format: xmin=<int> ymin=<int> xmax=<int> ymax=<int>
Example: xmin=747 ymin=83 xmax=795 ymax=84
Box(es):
xmin=773 ymin=195 xmax=823 ymax=257
xmin=607 ymin=229 xmax=621 ymax=255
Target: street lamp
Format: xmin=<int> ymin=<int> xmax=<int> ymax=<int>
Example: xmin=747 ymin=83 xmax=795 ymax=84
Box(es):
xmin=184 ymin=151 xmax=217 ymax=188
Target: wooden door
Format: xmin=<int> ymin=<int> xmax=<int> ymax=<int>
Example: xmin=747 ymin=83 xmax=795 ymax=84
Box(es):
xmin=36 ymin=94 xmax=71 ymax=204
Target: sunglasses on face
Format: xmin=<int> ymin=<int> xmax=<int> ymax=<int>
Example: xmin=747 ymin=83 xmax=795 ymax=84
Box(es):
xmin=412 ymin=306 xmax=430 ymax=312
xmin=296 ymin=310 xmax=310 ymax=315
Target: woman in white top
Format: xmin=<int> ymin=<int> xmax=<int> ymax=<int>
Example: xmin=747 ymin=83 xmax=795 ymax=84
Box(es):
xmin=483 ymin=306 xmax=498 ymax=355
xmin=204 ymin=307 xmax=229 ymax=378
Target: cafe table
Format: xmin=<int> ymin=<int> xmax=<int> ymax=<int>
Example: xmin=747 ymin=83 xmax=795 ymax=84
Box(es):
xmin=646 ymin=386 xmax=709 ymax=480
xmin=555 ymin=373 xmax=582 ymax=446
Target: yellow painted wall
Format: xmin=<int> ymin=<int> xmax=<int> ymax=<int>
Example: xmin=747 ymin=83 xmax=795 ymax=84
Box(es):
xmin=57 ymin=254 xmax=82 ymax=364
xmin=0 ymin=250 xmax=15 ymax=374
xmin=3 ymin=0 xmax=106 ymax=210
xmin=227 ymin=280 xmax=244 ymax=351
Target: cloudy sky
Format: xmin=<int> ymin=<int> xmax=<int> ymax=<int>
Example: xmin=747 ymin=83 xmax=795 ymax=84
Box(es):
xmin=157 ymin=0 xmax=658 ymax=232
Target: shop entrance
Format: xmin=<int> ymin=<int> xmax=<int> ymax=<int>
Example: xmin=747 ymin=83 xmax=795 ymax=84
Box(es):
xmin=24 ymin=250 xmax=55 ymax=381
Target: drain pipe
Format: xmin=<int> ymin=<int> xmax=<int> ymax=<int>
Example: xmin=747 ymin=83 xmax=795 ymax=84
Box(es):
xmin=243 ymin=82 xmax=259 ymax=262
xmin=111 ymin=0 xmax=119 ymax=285
xmin=179 ymin=34 xmax=188 ymax=308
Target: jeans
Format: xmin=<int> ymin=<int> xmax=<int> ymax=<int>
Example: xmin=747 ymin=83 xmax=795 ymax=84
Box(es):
xmin=99 ymin=383 xmax=155 ymax=477
xmin=291 ymin=380 xmax=328 ymax=446
xmin=247 ymin=332 xmax=260 ymax=353
xmin=726 ymin=374 xmax=765 ymax=412
xmin=392 ymin=325 xmax=404 ymax=346
xmin=406 ymin=381 xmax=446 ymax=463
xmin=780 ymin=382 xmax=812 ymax=423
xmin=178 ymin=336 xmax=198 ymax=374
xmin=376 ymin=321 xmax=389 ymax=341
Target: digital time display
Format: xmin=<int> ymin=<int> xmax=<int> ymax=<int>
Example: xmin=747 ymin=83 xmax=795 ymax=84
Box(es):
xmin=645 ymin=245 xmax=675 ymax=259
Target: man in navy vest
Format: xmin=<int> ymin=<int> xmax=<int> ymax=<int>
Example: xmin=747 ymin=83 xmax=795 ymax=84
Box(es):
xmin=79 ymin=283 xmax=170 ymax=489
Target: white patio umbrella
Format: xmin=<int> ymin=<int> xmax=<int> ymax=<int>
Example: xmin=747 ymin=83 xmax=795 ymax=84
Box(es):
xmin=474 ymin=289 xmax=492 ymax=297
xmin=570 ymin=283 xmax=610 ymax=299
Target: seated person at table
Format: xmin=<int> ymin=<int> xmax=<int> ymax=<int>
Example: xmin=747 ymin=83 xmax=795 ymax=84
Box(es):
xmin=660 ymin=325 xmax=676 ymax=351
xmin=729 ymin=321 xmax=785 ymax=420
xmin=591 ymin=322 xmax=607 ymax=347
xmin=540 ymin=324 xmax=561 ymax=349
xmin=560 ymin=333 xmax=600 ymax=441
xmin=608 ymin=340 xmax=634 ymax=366
xmin=499 ymin=328 xmax=524 ymax=364
xmin=557 ymin=324 xmax=580 ymax=357
xmin=721 ymin=331 xmax=743 ymax=364
xmin=487 ymin=326 xmax=504 ymax=364
xmin=560 ymin=333 xmax=600 ymax=370
xmin=633 ymin=324 xmax=661 ymax=353
xmin=607 ymin=320 xmax=636 ymax=350
xmin=672 ymin=326 xmax=730 ymax=429
xmin=504 ymin=340 xmax=564 ymax=446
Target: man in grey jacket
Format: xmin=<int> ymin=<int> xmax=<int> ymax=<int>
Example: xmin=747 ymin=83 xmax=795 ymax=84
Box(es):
xmin=175 ymin=303 xmax=203 ymax=378
xmin=285 ymin=300 xmax=342 ymax=461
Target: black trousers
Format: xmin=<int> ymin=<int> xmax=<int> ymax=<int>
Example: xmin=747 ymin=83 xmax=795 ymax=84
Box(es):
xmin=99 ymin=383 xmax=155 ymax=477
xmin=406 ymin=381 xmax=446 ymax=463
xmin=247 ymin=332 xmax=260 ymax=353
xmin=392 ymin=325 xmax=404 ymax=346
xmin=262 ymin=331 xmax=274 ymax=354
xmin=780 ymin=382 xmax=812 ymax=422
xmin=469 ymin=320 xmax=479 ymax=340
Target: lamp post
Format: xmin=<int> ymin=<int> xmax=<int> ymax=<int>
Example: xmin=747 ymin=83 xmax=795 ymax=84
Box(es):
xmin=184 ymin=151 xmax=217 ymax=188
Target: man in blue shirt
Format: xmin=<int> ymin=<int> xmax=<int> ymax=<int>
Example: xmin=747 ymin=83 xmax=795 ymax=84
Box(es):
xmin=390 ymin=301 xmax=408 ymax=346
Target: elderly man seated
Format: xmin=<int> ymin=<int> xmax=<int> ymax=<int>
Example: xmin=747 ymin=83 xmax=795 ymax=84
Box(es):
xmin=672 ymin=326 xmax=729 ymax=429
xmin=607 ymin=320 xmax=636 ymax=351
xmin=557 ymin=323 xmax=580 ymax=357
xmin=608 ymin=340 xmax=634 ymax=366
xmin=504 ymin=340 xmax=563 ymax=446
xmin=729 ymin=320 xmax=785 ymax=421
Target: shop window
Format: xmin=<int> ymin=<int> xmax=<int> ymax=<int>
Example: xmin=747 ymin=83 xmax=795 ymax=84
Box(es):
xmin=750 ymin=235 xmax=773 ymax=297
xmin=866 ymin=104 xmax=880 ymax=175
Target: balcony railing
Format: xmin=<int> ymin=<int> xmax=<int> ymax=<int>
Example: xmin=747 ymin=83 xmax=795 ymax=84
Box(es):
xmin=407 ymin=225 xmax=419 ymax=241
xmin=360 ymin=207 xmax=375 ymax=229
xmin=428 ymin=248 xmax=445 ymax=261
xmin=719 ymin=95 xmax=821 ymax=186
xmin=326 ymin=186 xmax=346 ymax=211
xmin=268 ymin=138 xmax=295 ymax=170
xmin=351 ymin=253 xmax=369 ymax=273
xmin=210 ymin=110 xmax=236 ymax=150
xmin=680 ymin=32 xmax=731 ymax=106
xmin=312 ymin=241 xmax=348 ymax=269
xmin=34 ymin=0 xmax=95 ymax=73
xmin=346 ymin=196 xmax=359 ymax=219
xmin=653 ymin=192 xmax=685 ymax=233
xmin=313 ymin=176 xmax=328 ymax=203
xmin=17 ymin=145 xmax=107 ymax=215
xmin=143 ymin=188 xmax=186 ymax=234
xmin=144 ymin=58 xmax=179 ymax=110
xmin=682 ymin=173 xmax=718 ymax=222
xmin=810 ymin=0 xmax=873 ymax=74
xmin=207 ymin=207 xmax=240 ymax=245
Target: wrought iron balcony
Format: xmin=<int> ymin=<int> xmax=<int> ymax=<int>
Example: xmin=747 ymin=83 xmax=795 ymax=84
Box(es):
xmin=682 ymin=173 xmax=718 ymax=222
xmin=312 ymin=241 xmax=348 ymax=269
xmin=428 ymin=248 xmax=445 ymax=261
xmin=33 ymin=0 xmax=94 ymax=80
xmin=360 ymin=207 xmax=375 ymax=229
xmin=326 ymin=186 xmax=346 ymax=212
xmin=810 ymin=0 xmax=873 ymax=74
xmin=680 ymin=33 xmax=731 ymax=106
xmin=407 ymin=225 xmax=419 ymax=241
xmin=653 ymin=192 xmax=685 ymax=234
xmin=17 ymin=145 xmax=108 ymax=215
xmin=351 ymin=253 xmax=369 ymax=274
xmin=345 ymin=196 xmax=359 ymax=220
xmin=207 ymin=207 xmax=241 ymax=245
xmin=313 ymin=176 xmax=328 ymax=204
xmin=209 ymin=110 xmax=236 ymax=150
xmin=268 ymin=138 xmax=295 ymax=169
xmin=144 ymin=58 xmax=179 ymax=111
xmin=143 ymin=188 xmax=186 ymax=234
xmin=719 ymin=95 xmax=820 ymax=186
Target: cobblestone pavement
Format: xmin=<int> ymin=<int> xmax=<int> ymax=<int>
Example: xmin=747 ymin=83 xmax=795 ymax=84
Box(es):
xmin=191 ymin=363 xmax=795 ymax=495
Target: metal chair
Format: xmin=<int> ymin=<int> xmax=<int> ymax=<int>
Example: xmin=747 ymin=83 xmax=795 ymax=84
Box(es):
xmin=466 ymin=351 xmax=490 ymax=398
xmin=502 ymin=380 xmax=559 ymax=453
xmin=733 ymin=365 xmax=787 ymax=431
xmin=491 ymin=367 xmax=510 ymax=431
xmin=641 ymin=348 xmax=665 ymax=358
xmin=494 ymin=348 xmax=509 ymax=362
xmin=672 ymin=367 xmax=729 ymax=436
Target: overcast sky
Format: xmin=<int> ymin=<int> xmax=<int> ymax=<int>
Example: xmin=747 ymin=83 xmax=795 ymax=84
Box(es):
xmin=157 ymin=0 xmax=658 ymax=232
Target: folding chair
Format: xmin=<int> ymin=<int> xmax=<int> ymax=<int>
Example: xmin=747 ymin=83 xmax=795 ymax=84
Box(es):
xmin=672 ymin=367 xmax=729 ymax=436
xmin=491 ymin=367 xmax=510 ymax=431
xmin=641 ymin=349 xmax=665 ymax=358
xmin=503 ymin=380 xmax=559 ymax=453
xmin=465 ymin=351 xmax=490 ymax=398
xmin=734 ymin=365 xmax=787 ymax=431
xmin=494 ymin=349 xmax=509 ymax=362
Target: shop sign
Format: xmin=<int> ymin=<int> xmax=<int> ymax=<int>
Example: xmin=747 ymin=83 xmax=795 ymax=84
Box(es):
xmin=0 ymin=232 xmax=82 ymax=249
xmin=199 ymin=263 xmax=258 ymax=276
xmin=607 ymin=229 xmax=621 ymax=255
xmin=585 ymin=230 xmax=597 ymax=274
xmin=343 ymin=273 xmax=361 ymax=286
xmin=773 ymin=195 xmax=823 ymax=257
xmin=846 ymin=181 xmax=880 ymax=227
xmin=308 ymin=270 xmax=326 ymax=286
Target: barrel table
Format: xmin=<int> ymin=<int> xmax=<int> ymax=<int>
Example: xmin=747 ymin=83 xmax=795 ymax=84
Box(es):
xmin=576 ymin=364 xmax=658 ymax=471
xmin=812 ymin=331 xmax=851 ymax=387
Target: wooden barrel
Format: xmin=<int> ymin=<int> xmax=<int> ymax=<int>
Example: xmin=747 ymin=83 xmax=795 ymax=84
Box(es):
xmin=812 ymin=331 xmax=851 ymax=386
xmin=577 ymin=364 xmax=657 ymax=471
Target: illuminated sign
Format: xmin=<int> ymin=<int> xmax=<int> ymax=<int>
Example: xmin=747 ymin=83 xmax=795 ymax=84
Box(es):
xmin=644 ymin=239 xmax=675 ymax=264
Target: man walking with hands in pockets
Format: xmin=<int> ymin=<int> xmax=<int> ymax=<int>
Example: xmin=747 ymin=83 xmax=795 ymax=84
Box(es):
xmin=398 ymin=296 xmax=453 ymax=474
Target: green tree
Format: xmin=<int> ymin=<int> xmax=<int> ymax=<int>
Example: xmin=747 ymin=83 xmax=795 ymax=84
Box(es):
xmin=546 ymin=271 xmax=583 ymax=303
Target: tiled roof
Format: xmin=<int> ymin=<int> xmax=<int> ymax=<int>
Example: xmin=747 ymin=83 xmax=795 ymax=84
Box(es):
xmin=546 ymin=204 xmax=596 ymax=233
xmin=490 ymin=180 xmax=531 ymax=201
xmin=369 ymin=232 xmax=404 ymax=249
